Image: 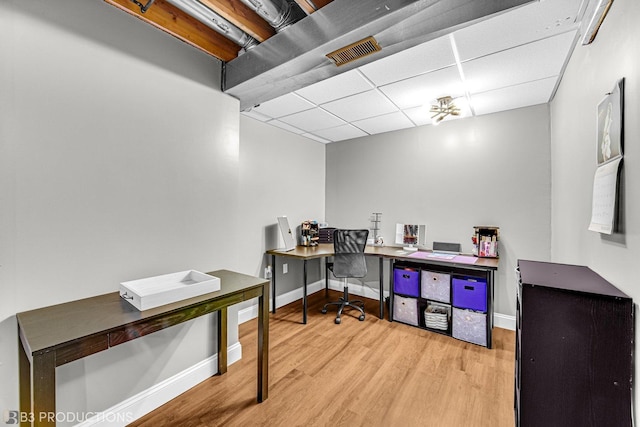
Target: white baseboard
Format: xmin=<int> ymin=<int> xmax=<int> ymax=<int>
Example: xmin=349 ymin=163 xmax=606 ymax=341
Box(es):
xmin=237 ymin=279 xmax=389 ymax=325
xmin=76 ymin=343 xmax=242 ymax=427
xmin=239 ymin=279 xmax=517 ymax=332
xmin=494 ymin=312 xmax=516 ymax=331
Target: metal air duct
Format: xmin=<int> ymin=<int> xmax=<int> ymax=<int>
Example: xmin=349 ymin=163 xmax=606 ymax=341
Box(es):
xmin=166 ymin=0 xmax=259 ymax=51
xmin=238 ymin=0 xmax=300 ymax=31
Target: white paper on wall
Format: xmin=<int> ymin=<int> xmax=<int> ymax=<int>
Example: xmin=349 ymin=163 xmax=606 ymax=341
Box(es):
xmin=589 ymin=157 xmax=622 ymax=234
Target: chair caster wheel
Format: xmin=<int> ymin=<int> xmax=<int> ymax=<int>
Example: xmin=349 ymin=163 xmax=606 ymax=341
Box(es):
xmin=335 ymin=318 xmax=341 ymax=324
xmin=359 ymin=315 xmax=365 ymax=321
xmin=321 ymin=308 xmax=327 ymax=314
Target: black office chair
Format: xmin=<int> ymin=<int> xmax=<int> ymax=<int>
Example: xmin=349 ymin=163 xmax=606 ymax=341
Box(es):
xmin=322 ymin=229 xmax=369 ymax=324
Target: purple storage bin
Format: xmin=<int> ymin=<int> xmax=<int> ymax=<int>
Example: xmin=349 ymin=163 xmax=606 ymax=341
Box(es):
xmin=394 ymin=268 xmax=419 ymax=297
xmin=452 ymin=277 xmax=487 ymax=312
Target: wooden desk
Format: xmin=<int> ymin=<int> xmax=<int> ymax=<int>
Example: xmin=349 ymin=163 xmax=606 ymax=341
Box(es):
xmin=267 ymin=245 xmax=498 ymax=333
xmin=16 ymin=270 xmax=269 ymax=427
xmin=267 ymin=244 xmax=392 ymax=323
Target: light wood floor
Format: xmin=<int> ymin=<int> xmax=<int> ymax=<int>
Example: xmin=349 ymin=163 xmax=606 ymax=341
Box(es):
xmin=130 ymin=290 xmax=516 ymax=427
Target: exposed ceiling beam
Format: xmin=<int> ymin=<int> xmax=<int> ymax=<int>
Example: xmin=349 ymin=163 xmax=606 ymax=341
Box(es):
xmin=293 ymin=0 xmax=334 ymax=15
xmin=105 ymin=0 xmax=241 ymax=61
xmin=199 ymin=0 xmax=275 ymax=42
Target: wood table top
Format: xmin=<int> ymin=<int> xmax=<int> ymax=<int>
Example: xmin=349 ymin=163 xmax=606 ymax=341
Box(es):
xmin=16 ymin=269 xmax=269 ymax=355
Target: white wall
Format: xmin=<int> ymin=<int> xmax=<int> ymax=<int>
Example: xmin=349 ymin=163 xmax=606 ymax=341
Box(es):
xmin=550 ymin=0 xmax=640 ymax=412
xmin=0 ymin=0 xmax=241 ymax=422
xmin=326 ymin=105 xmax=552 ymax=318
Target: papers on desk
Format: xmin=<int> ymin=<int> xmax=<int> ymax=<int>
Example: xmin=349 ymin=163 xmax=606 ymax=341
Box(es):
xmin=406 ymin=251 xmax=477 ymax=264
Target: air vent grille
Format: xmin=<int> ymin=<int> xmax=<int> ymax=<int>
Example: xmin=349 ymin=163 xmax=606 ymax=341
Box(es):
xmin=326 ymin=36 xmax=381 ymax=67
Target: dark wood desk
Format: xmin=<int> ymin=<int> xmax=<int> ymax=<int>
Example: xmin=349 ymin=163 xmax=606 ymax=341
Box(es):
xmin=16 ymin=269 xmax=269 ymax=427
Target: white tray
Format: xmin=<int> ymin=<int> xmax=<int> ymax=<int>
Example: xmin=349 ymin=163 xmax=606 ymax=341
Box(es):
xmin=120 ymin=270 xmax=221 ymax=311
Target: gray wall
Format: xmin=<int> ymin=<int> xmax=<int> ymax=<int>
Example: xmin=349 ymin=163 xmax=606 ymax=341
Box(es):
xmin=326 ymin=105 xmax=552 ymax=318
xmin=237 ymin=115 xmax=326 ymax=308
xmin=0 ymin=0 xmax=325 ymax=421
xmin=550 ymin=0 xmax=640 ymax=412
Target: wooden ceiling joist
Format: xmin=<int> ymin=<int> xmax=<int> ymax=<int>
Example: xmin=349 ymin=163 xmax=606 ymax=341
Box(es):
xmin=293 ymin=0 xmax=333 ymax=15
xmin=104 ymin=0 xmax=241 ymax=61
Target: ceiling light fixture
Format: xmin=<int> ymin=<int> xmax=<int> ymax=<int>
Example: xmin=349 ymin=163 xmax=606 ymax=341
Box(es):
xmin=430 ymin=96 xmax=460 ymax=125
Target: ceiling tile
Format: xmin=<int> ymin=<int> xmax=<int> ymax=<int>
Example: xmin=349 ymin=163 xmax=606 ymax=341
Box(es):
xmin=241 ymin=109 xmax=271 ymax=122
xmin=471 ymin=77 xmax=558 ymax=116
xmin=278 ymin=107 xmax=346 ymax=132
xmin=462 ymin=30 xmax=577 ymax=95
xmin=295 ymin=69 xmax=374 ymax=105
xmin=251 ymin=92 xmax=315 ymax=119
xmin=359 ymin=35 xmax=456 ymax=86
xmin=353 ymin=111 xmax=415 ymax=135
xmin=321 ymin=90 xmax=399 ymax=122
xmin=268 ymin=119 xmax=305 ymax=134
xmin=379 ymin=66 xmax=464 ymax=110
xmin=312 ymin=124 xmax=368 ymax=142
xmin=454 ymin=0 xmax=584 ymax=61
xmin=302 ymin=133 xmax=331 ymax=144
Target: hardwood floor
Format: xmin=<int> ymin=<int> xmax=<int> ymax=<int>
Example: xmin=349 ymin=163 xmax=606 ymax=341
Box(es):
xmin=130 ymin=290 xmax=516 ymax=427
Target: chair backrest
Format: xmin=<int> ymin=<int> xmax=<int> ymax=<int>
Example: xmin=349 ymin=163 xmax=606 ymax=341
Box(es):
xmin=332 ymin=229 xmax=369 ymax=278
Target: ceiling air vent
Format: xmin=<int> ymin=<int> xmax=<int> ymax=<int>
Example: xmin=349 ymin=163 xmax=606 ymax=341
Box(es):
xmin=326 ymin=36 xmax=381 ymax=67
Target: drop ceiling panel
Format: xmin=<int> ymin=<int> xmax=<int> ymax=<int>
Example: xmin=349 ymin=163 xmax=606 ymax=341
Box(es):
xmin=302 ymin=133 xmax=331 ymax=143
xmin=295 ymin=69 xmax=374 ymax=105
xmin=353 ymin=111 xmax=415 ymax=135
xmin=462 ymin=30 xmax=577 ymax=95
xmin=311 ymin=124 xmax=369 ymax=142
xmin=379 ymin=66 xmax=464 ymax=109
xmin=268 ymin=120 xmax=305 ymax=134
xmin=242 ymin=109 xmax=271 ymax=122
xmin=251 ymin=92 xmax=315 ymax=119
xmin=359 ymin=35 xmax=457 ymax=86
xmin=278 ymin=107 xmax=346 ymax=132
xmin=471 ymin=76 xmax=558 ymax=115
xmin=321 ymin=90 xmax=399 ymax=122
xmin=454 ymin=0 xmax=583 ymax=61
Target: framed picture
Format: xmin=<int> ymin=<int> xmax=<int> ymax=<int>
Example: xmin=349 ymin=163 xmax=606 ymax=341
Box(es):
xmin=596 ymin=78 xmax=624 ymax=165
xmin=589 ymin=78 xmax=624 ymax=234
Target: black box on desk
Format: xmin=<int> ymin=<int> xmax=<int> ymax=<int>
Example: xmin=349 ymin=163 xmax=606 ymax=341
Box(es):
xmin=318 ymin=227 xmax=336 ymax=244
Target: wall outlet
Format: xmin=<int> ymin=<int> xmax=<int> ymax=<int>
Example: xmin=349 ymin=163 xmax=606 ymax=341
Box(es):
xmin=264 ymin=266 xmax=272 ymax=279
xmin=283 ymin=263 xmax=288 ymax=274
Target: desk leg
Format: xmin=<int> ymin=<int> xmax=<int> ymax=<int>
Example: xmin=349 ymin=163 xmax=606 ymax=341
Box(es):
xmin=27 ymin=351 xmax=56 ymax=427
xmin=217 ymin=307 xmax=228 ymax=375
xmin=379 ymin=257 xmax=384 ymax=319
xmin=271 ymin=254 xmax=276 ymax=314
xmin=388 ymin=259 xmax=394 ymax=322
xmin=257 ymin=283 xmax=269 ymax=402
xmin=302 ymin=259 xmax=308 ymax=324
xmin=325 ymin=258 xmax=329 ymax=298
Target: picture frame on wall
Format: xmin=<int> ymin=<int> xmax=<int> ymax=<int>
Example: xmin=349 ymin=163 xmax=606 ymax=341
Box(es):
xmin=596 ymin=78 xmax=624 ymax=165
xmin=589 ymin=78 xmax=624 ymax=235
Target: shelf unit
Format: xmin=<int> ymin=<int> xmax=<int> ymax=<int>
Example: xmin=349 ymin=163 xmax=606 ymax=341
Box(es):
xmin=390 ymin=259 xmax=495 ymax=348
xmin=516 ymin=260 xmax=633 ymax=427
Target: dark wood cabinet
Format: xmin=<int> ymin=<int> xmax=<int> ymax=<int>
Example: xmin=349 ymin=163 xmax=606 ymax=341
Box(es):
xmin=515 ymin=260 xmax=633 ymax=427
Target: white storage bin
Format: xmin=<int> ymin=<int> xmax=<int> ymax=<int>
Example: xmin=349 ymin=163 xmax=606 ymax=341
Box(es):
xmin=421 ymin=270 xmax=451 ymax=303
xmin=452 ymin=307 xmax=487 ymax=347
xmin=120 ymin=270 xmax=220 ymax=311
xmin=393 ymin=295 xmax=419 ymax=326
xmin=424 ymin=302 xmax=451 ymax=331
